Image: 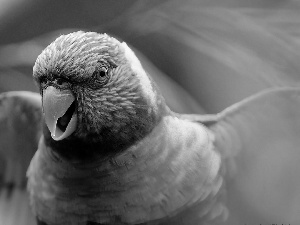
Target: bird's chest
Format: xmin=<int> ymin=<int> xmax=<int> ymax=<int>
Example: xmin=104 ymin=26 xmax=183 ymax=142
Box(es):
xmin=27 ymin=140 xmax=118 ymax=225
xmin=27 ymin=118 xmax=223 ymax=225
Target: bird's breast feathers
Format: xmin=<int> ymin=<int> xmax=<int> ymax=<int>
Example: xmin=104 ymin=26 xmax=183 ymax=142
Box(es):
xmin=27 ymin=115 xmax=224 ymax=224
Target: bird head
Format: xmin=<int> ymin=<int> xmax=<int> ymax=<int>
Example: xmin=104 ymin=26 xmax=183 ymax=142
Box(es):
xmin=33 ymin=31 xmax=167 ymax=158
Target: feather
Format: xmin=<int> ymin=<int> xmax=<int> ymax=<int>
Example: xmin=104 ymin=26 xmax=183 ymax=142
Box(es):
xmin=182 ymin=87 xmax=300 ymax=224
xmin=0 ymin=91 xmax=42 ymax=187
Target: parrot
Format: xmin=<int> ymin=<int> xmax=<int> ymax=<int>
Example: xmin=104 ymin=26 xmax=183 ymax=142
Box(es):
xmin=1 ymin=31 xmax=300 ymax=224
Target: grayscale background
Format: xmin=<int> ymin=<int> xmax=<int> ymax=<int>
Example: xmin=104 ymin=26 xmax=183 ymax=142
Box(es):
xmin=1 ymin=1 xmax=300 ymax=224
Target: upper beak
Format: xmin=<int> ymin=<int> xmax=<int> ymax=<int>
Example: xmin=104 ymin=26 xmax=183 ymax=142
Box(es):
xmin=43 ymin=86 xmax=77 ymax=141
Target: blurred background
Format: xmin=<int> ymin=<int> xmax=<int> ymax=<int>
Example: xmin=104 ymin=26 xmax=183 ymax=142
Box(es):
xmin=1 ymin=0 xmax=300 ymax=224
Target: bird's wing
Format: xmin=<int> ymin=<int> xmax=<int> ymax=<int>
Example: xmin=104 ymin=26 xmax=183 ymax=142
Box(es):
xmin=106 ymin=0 xmax=300 ymax=113
xmin=182 ymin=87 xmax=300 ymax=224
xmin=0 ymin=91 xmax=42 ymax=188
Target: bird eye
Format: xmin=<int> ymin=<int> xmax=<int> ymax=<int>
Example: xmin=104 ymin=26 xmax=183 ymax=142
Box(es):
xmin=93 ymin=66 xmax=109 ymax=84
xmin=98 ymin=67 xmax=107 ymax=77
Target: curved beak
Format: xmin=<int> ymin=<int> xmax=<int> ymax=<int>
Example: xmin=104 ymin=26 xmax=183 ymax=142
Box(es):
xmin=42 ymin=86 xmax=77 ymax=141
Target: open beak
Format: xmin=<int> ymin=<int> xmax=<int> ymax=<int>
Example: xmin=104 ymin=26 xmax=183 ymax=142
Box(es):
xmin=42 ymin=86 xmax=77 ymax=141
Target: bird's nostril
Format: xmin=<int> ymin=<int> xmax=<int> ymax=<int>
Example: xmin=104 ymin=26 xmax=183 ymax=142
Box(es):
xmin=56 ymin=78 xmax=66 ymax=86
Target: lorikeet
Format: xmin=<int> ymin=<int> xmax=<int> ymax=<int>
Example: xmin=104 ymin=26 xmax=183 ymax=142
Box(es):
xmin=2 ymin=31 xmax=300 ymax=224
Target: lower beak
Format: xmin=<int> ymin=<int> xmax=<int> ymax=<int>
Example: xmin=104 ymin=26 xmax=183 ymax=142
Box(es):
xmin=42 ymin=86 xmax=77 ymax=141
